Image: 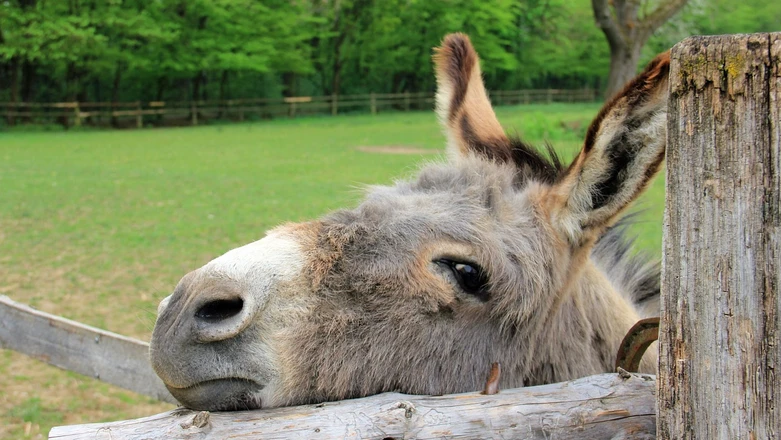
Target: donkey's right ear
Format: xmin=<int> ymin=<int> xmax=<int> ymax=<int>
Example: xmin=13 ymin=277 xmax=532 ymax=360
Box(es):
xmin=434 ymin=33 xmax=512 ymax=161
xmin=547 ymin=52 xmax=671 ymax=247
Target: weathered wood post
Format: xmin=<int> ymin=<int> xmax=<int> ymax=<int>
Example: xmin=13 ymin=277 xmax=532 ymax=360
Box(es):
xmin=135 ymin=101 xmax=143 ymax=129
xmin=191 ymin=102 xmax=198 ymax=126
xmin=659 ymin=33 xmax=780 ymax=439
xmin=370 ymin=92 xmax=377 ymax=115
xmin=73 ymin=102 xmax=81 ymax=127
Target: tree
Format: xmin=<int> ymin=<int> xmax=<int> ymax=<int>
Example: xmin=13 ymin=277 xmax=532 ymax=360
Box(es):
xmin=591 ymin=0 xmax=687 ymax=98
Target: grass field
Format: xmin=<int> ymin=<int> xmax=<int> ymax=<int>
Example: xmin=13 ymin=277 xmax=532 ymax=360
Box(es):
xmin=0 ymin=103 xmax=666 ymax=438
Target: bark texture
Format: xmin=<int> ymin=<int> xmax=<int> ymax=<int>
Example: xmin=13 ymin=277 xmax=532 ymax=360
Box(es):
xmin=591 ymin=0 xmax=687 ymax=98
xmin=659 ymin=33 xmax=781 ymax=439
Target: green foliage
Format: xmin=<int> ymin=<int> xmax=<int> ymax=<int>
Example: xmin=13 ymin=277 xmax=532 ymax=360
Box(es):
xmin=0 ymin=0 xmax=777 ymax=103
xmin=645 ymin=0 xmax=781 ymax=64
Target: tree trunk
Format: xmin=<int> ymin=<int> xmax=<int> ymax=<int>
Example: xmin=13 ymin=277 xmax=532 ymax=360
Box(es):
xmin=218 ymin=70 xmax=229 ymax=119
xmin=219 ymin=70 xmax=229 ymax=101
xmin=155 ymin=77 xmax=167 ymax=124
xmin=6 ymin=57 xmax=20 ymax=126
xmin=111 ymin=63 xmax=123 ymax=128
xmin=282 ymin=72 xmax=296 ymax=97
xmin=331 ymin=47 xmax=343 ymax=96
xmin=191 ymin=72 xmax=203 ymax=122
xmin=155 ymin=77 xmax=166 ymax=102
xmin=592 ymin=0 xmax=688 ymax=98
xmin=659 ymin=32 xmax=781 ymax=439
xmin=605 ymin=43 xmax=643 ymax=100
xmin=192 ymin=72 xmax=202 ymax=102
xmin=20 ymin=60 xmax=35 ymax=102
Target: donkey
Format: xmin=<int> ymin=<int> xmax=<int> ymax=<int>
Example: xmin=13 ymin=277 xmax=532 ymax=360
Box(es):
xmin=150 ymin=33 xmax=670 ymax=411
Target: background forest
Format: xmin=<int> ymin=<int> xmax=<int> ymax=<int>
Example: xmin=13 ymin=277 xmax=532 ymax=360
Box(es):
xmin=1 ymin=0 xmax=779 ymax=105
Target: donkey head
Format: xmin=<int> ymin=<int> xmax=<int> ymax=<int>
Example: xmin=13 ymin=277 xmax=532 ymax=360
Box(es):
xmin=150 ymin=34 xmax=669 ymax=411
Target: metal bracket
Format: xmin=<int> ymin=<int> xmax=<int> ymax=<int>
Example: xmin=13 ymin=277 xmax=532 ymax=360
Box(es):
xmin=615 ymin=317 xmax=660 ymax=372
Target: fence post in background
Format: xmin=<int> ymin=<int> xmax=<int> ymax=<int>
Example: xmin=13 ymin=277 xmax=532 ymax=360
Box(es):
xmin=190 ymin=102 xmax=198 ymax=126
xmin=73 ymin=102 xmax=81 ymax=127
xmin=404 ymin=91 xmax=410 ymax=111
xmin=331 ymin=94 xmax=338 ymax=116
xmin=370 ymin=93 xmax=377 ymax=115
xmin=658 ymin=32 xmax=780 ymax=439
xmin=5 ymin=102 xmax=15 ymax=126
xmin=135 ymin=101 xmax=143 ymax=129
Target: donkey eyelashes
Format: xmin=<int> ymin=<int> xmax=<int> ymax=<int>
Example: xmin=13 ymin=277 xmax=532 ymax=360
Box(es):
xmin=435 ymin=258 xmax=490 ymax=302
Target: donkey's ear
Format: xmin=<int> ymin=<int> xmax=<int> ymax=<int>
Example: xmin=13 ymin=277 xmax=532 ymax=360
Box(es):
xmin=434 ymin=33 xmax=511 ymax=161
xmin=548 ymin=52 xmax=671 ymax=246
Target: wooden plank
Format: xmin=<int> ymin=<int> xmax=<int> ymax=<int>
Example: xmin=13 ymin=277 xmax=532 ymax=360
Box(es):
xmin=283 ymin=96 xmax=312 ymax=103
xmin=49 ymin=372 xmax=655 ymax=439
xmin=658 ymin=32 xmax=781 ymax=438
xmin=0 ymin=295 xmax=176 ymax=404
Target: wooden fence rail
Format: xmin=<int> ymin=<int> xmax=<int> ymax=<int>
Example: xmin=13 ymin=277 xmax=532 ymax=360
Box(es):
xmin=0 ymin=89 xmax=598 ymax=129
xmin=0 ymin=295 xmax=176 ymax=404
xmin=49 ymin=373 xmax=656 ymax=439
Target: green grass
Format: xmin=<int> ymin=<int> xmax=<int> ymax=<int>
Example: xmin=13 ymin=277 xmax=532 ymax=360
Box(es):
xmin=0 ymin=103 xmax=666 ymax=436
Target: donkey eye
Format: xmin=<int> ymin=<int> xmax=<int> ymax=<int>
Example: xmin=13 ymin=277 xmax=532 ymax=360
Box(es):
xmin=436 ymin=259 xmax=490 ymax=302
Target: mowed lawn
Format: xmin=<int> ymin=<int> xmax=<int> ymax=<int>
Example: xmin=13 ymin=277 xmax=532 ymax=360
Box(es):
xmin=0 ymin=103 xmax=666 ymax=437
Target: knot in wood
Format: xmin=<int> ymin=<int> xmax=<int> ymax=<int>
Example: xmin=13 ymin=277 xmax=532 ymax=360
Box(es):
xmin=179 ymin=411 xmax=211 ymax=429
xmin=396 ymin=401 xmax=416 ymax=419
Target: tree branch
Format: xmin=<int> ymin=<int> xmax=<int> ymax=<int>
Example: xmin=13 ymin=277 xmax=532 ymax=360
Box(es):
xmin=591 ymin=0 xmax=623 ymax=51
xmin=639 ymin=0 xmax=688 ymax=35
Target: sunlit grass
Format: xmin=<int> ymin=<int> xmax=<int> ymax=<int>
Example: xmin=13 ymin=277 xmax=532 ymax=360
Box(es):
xmin=0 ymin=103 xmax=665 ymax=436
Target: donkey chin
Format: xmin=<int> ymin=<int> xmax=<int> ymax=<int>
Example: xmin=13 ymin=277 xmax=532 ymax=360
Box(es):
xmin=166 ymin=379 xmax=266 ymax=411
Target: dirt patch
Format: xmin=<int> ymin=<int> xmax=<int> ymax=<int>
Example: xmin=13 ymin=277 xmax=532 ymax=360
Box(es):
xmin=356 ymin=145 xmax=443 ymax=155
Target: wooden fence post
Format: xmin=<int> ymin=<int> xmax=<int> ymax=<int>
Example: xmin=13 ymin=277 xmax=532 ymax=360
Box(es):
xmin=370 ymin=92 xmax=377 ymax=115
xmin=73 ymin=102 xmax=81 ymax=127
xmin=404 ymin=91 xmax=410 ymax=111
xmin=136 ymin=101 xmax=143 ymax=128
xmin=331 ymin=93 xmax=338 ymax=115
xmin=191 ymin=102 xmax=198 ymax=126
xmin=658 ymin=33 xmax=781 ymax=439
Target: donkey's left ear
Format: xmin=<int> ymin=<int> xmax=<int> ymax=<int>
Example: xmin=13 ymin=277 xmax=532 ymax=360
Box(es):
xmin=434 ymin=33 xmax=512 ymax=161
xmin=548 ymin=52 xmax=671 ymax=246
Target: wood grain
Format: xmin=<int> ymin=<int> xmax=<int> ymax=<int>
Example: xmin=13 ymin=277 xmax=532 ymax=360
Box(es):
xmin=659 ymin=32 xmax=781 ymax=439
xmin=0 ymin=295 xmax=176 ymax=404
xmin=50 ymin=372 xmax=656 ymax=440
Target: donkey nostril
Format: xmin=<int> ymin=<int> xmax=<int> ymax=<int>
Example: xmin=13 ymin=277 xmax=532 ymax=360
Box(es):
xmin=195 ymin=298 xmax=244 ymax=322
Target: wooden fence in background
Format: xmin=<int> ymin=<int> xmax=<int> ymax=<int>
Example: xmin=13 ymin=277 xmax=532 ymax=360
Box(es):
xmin=0 ymin=89 xmax=598 ymax=129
